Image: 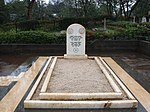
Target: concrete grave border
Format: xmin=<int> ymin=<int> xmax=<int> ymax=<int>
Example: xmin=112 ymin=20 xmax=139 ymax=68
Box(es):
xmin=24 ymin=56 xmax=138 ymax=109
xmin=39 ymin=56 xmax=122 ymax=100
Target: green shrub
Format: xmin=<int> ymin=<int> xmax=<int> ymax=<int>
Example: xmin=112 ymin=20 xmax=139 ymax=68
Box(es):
xmin=86 ymin=29 xmax=121 ymax=41
xmin=125 ymin=26 xmax=150 ymax=40
xmin=107 ymin=21 xmax=150 ymax=40
xmin=139 ymin=22 xmax=150 ymax=28
xmin=54 ymin=32 xmax=66 ymax=44
xmin=0 ymin=20 xmax=150 ymax=44
xmin=0 ymin=31 xmax=17 ymax=43
xmin=108 ymin=26 xmax=126 ymax=32
xmin=0 ymin=31 xmax=59 ymax=44
xmin=109 ymin=21 xmax=138 ymax=28
xmin=88 ymin=25 xmax=150 ymax=41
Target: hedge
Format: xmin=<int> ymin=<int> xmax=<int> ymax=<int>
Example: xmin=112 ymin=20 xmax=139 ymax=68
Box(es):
xmin=0 ymin=31 xmax=65 ymax=44
xmin=108 ymin=21 xmax=138 ymax=28
xmin=0 ymin=20 xmax=150 ymax=44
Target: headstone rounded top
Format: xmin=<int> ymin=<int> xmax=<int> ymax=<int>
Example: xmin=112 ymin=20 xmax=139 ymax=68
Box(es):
xmin=67 ymin=23 xmax=85 ymax=29
xmin=67 ymin=23 xmax=85 ymax=34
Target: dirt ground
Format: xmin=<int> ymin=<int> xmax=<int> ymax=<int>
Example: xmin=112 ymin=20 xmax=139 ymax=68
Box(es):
xmin=47 ymin=58 xmax=113 ymax=93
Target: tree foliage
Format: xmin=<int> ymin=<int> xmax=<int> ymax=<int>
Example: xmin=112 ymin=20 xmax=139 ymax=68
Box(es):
xmin=132 ymin=0 xmax=150 ymax=17
xmin=0 ymin=0 xmax=8 ymax=24
xmin=1 ymin=0 xmax=150 ymax=23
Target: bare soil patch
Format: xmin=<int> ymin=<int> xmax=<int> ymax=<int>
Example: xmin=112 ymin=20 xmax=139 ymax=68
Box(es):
xmin=47 ymin=59 xmax=113 ymax=93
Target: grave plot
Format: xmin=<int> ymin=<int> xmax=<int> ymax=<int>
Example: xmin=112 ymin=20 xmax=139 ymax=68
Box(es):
xmin=24 ymin=56 xmax=137 ymax=110
xmin=24 ymin=24 xmax=137 ymax=111
xmin=39 ymin=57 xmax=122 ymax=100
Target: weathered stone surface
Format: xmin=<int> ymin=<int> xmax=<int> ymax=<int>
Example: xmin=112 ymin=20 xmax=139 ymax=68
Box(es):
xmin=66 ymin=23 xmax=86 ymax=55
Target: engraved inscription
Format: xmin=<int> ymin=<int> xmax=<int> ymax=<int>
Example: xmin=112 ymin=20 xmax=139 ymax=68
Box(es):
xmin=69 ymin=36 xmax=83 ymax=53
xmin=70 ymin=42 xmax=81 ymax=47
xmin=70 ymin=36 xmax=82 ymax=41
xmin=73 ymin=48 xmax=79 ymax=53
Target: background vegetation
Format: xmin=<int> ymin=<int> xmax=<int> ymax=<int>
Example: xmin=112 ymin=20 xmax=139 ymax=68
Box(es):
xmin=0 ymin=0 xmax=150 ymax=44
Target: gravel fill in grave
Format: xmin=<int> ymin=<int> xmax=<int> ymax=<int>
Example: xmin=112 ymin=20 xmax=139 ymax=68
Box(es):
xmin=47 ymin=59 xmax=114 ymax=93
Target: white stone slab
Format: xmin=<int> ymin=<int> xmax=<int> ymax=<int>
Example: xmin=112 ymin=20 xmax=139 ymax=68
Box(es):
xmin=141 ymin=17 xmax=147 ymax=23
xmin=133 ymin=16 xmax=136 ymax=23
xmin=65 ymin=23 xmax=86 ymax=58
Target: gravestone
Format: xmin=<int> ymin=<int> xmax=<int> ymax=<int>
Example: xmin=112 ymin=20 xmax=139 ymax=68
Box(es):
xmin=141 ymin=17 xmax=147 ymax=23
xmin=64 ymin=23 xmax=87 ymax=59
xmin=148 ymin=11 xmax=150 ymax=16
xmin=133 ymin=16 xmax=136 ymax=23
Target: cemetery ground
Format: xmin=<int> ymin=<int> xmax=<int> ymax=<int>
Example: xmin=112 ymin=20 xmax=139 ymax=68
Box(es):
xmin=0 ymin=21 xmax=150 ymax=112
xmin=0 ymin=52 xmax=150 ymax=112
